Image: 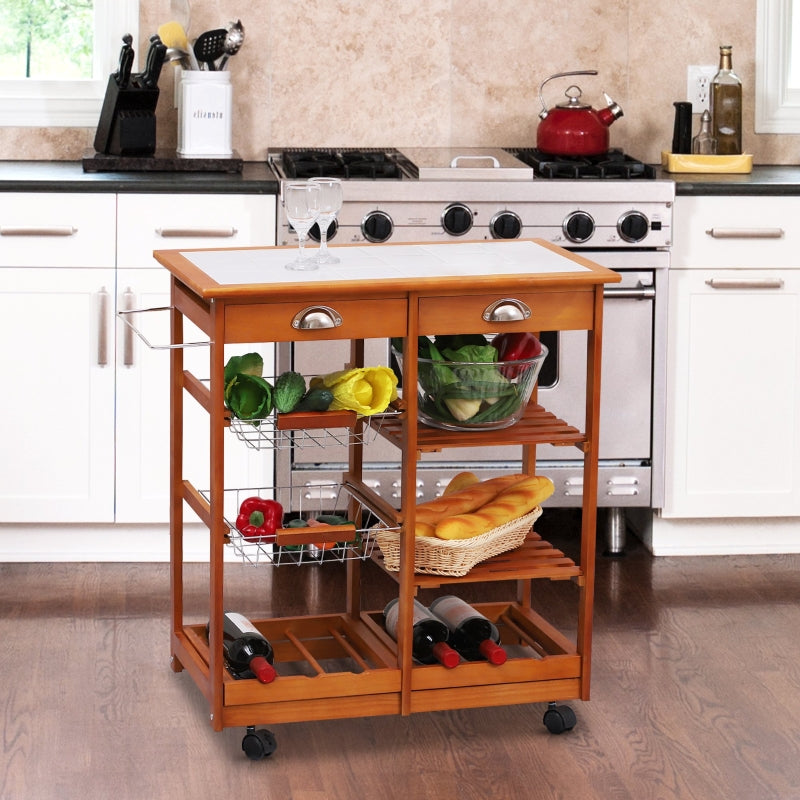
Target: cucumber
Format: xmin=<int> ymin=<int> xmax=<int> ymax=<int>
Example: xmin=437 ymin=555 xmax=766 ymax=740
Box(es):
xmin=274 ymin=370 xmax=307 ymax=413
xmin=294 ymin=387 xmax=334 ymax=412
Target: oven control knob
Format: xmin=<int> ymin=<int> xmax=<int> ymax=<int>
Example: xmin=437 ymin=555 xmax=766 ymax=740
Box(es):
xmin=490 ymin=211 xmax=522 ymax=239
xmin=617 ymin=211 xmax=649 ymax=243
xmin=442 ymin=203 xmax=473 ymax=236
xmin=361 ymin=210 xmax=394 ymax=243
xmin=308 ymin=218 xmax=338 ymax=243
xmin=563 ymin=211 xmax=595 ymax=243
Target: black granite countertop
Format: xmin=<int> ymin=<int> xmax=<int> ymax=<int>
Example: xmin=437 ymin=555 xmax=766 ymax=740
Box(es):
xmin=0 ymin=159 xmax=278 ymax=194
xmin=659 ymin=165 xmax=800 ymax=195
xmin=4 ymin=159 xmax=800 ymax=197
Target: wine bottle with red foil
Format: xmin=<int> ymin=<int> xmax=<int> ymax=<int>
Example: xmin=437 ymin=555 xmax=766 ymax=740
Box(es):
xmin=383 ymin=598 xmax=460 ymax=668
xmin=207 ymin=611 xmax=277 ymax=684
xmin=429 ymin=595 xmax=507 ymax=665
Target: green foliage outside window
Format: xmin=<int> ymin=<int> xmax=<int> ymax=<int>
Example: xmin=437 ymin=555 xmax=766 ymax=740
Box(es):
xmin=0 ymin=0 xmax=93 ymax=79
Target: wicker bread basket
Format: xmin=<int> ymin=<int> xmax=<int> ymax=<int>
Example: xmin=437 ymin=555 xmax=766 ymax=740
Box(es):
xmin=374 ymin=507 xmax=542 ymax=577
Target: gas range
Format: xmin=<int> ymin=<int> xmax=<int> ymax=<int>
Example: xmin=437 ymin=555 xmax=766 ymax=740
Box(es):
xmin=267 ymin=146 xmax=674 ymax=250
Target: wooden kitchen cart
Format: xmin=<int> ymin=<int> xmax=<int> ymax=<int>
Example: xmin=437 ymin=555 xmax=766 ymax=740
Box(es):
xmin=152 ymin=239 xmax=620 ymax=759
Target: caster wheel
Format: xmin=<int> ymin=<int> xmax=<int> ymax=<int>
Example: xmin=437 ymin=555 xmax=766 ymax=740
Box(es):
xmin=543 ymin=702 xmax=577 ymax=734
xmin=242 ymin=726 xmax=277 ymax=760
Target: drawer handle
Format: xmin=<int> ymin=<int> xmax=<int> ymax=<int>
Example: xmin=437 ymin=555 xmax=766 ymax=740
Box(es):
xmin=292 ymin=305 xmax=343 ymax=330
xmin=705 ymin=227 xmax=784 ymax=239
xmin=0 ymin=225 xmax=77 ymax=236
xmin=705 ymin=277 xmax=785 ymax=290
xmin=97 ymin=286 xmax=109 ymax=367
xmin=482 ymin=298 xmax=531 ymax=322
xmin=155 ymin=227 xmax=238 ymax=238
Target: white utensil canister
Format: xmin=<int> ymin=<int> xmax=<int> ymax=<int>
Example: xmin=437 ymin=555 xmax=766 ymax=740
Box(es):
xmin=177 ymin=70 xmax=233 ymax=157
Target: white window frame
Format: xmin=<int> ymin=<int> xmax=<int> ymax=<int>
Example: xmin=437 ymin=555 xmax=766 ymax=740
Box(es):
xmin=756 ymin=0 xmax=800 ymax=132
xmin=0 ymin=0 xmax=139 ymax=127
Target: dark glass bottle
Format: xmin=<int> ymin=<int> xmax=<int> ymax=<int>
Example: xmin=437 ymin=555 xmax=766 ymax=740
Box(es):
xmin=383 ymin=598 xmax=460 ymax=668
xmin=710 ymin=45 xmax=742 ymax=155
xmin=208 ymin=611 xmax=277 ymax=684
xmin=429 ymin=595 xmax=507 ymax=665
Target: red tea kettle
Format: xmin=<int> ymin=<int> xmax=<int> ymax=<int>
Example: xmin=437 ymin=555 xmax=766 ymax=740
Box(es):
xmin=537 ymin=70 xmax=623 ymax=157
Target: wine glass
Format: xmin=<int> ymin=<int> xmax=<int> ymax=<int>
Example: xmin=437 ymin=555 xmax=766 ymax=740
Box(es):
xmin=283 ymin=182 xmax=320 ymax=270
xmin=309 ymin=177 xmax=343 ymax=265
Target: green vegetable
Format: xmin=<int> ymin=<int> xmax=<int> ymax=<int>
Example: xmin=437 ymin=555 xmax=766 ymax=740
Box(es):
xmin=274 ymin=371 xmax=307 ymax=413
xmin=441 ymin=343 xmax=498 ymax=363
xmin=294 ymin=387 xmax=334 ymax=412
xmin=444 ymin=397 xmax=483 ymax=421
xmin=315 ymin=514 xmax=351 ymax=525
xmin=225 ymin=373 xmax=274 ymax=423
xmin=224 ymin=352 xmax=264 ymax=384
xmin=434 ymin=333 xmax=489 ymax=352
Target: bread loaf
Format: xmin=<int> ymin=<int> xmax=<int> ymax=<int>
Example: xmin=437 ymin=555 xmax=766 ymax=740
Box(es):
xmin=434 ymin=475 xmax=555 ymax=540
xmin=442 ymin=471 xmax=480 ymax=496
xmin=414 ymin=521 xmax=436 ymax=537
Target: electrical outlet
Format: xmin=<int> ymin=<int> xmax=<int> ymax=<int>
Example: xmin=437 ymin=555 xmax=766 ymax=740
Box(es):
xmin=687 ymin=65 xmax=717 ymax=113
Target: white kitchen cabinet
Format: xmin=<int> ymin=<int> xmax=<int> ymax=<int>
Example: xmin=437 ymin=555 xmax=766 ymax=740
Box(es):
xmin=0 ymin=190 xmax=277 ymax=541
xmin=662 ymin=196 xmax=800 ymax=519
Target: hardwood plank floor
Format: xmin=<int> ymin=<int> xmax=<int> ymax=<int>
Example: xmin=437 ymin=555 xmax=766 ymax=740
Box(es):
xmin=2 ymin=517 xmax=800 ymax=800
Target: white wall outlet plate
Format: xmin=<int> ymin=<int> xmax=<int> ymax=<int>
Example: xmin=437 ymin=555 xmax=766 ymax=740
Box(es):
xmin=687 ymin=65 xmax=717 ymax=113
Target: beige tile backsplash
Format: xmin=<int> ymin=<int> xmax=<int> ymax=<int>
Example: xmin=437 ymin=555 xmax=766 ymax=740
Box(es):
xmin=2 ymin=0 xmax=797 ymax=165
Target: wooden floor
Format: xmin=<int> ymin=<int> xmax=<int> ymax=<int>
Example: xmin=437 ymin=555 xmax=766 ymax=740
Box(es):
xmin=2 ymin=515 xmax=800 ymax=800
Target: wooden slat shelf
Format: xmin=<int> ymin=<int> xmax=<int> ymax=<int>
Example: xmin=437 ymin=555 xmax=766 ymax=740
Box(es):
xmin=376 ymin=403 xmax=587 ymax=453
xmin=371 ymin=531 xmax=582 ymax=587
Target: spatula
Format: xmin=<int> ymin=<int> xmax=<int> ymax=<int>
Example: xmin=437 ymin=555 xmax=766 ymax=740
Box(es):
xmin=157 ymin=21 xmax=199 ymax=70
xmin=193 ymin=28 xmax=227 ymax=70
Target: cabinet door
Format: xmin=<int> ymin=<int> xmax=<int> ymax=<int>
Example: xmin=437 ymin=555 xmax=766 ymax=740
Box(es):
xmin=115 ymin=270 xmax=271 ymax=523
xmin=663 ymin=269 xmax=800 ymax=517
xmin=0 ymin=269 xmax=115 ymax=521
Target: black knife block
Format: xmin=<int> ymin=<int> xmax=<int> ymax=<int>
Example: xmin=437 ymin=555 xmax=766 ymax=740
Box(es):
xmin=93 ymin=75 xmax=159 ymax=156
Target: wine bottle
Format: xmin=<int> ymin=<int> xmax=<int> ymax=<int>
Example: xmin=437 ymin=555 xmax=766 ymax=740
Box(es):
xmin=383 ymin=598 xmax=460 ymax=668
xmin=710 ymin=45 xmax=742 ymax=155
xmin=208 ymin=611 xmax=277 ymax=684
xmin=429 ymin=595 xmax=507 ymax=665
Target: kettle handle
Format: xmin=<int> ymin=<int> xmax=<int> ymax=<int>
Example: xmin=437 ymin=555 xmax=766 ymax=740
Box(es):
xmin=538 ymin=70 xmax=598 ymax=116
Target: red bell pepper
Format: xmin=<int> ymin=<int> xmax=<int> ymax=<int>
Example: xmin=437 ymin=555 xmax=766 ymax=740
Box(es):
xmin=236 ymin=497 xmax=283 ymax=542
xmin=493 ymin=332 xmax=542 ymax=378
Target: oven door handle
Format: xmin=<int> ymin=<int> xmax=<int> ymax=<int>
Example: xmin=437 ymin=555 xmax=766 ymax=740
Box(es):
xmin=604 ymin=285 xmax=655 ymax=300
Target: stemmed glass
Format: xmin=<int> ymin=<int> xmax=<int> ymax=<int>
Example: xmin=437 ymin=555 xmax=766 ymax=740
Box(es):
xmin=283 ymin=182 xmax=320 ymax=270
xmin=309 ymin=177 xmax=343 ymax=265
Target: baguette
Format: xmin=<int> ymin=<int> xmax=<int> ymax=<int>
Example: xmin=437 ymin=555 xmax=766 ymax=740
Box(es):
xmin=414 ymin=521 xmax=437 ymax=537
xmin=414 ymin=474 xmax=532 ymax=526
xmin=434 ymin=475 xmax=555 ymax=540
xmin=442 ymin=471 xmax=480 ymax=496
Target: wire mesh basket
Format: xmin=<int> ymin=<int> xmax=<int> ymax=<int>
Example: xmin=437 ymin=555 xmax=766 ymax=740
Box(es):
xmin=201 ymin=483 xmax=399 ymax=566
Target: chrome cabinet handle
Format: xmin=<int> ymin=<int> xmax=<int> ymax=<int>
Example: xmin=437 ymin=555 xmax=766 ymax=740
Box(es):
xmin=0 ymin=225 xmax=77 ymax=236
xmin=450 ymin=155 xmax=500 ymax=168
xmin=292 ymin=305 xmax=343 ymax=329
xmin=604 ymin=286 xmax=655 ymax=299
xmin=482 ymin=298 xmax=532 ymax=322
xmin=122 ymin=287 xmax=135 ymax=367
xmin=705 ymin=227 xmax=784 ymax=239
xmin=705 ymin=277 xmax=785 ymax=290
xmin=97 ymin=287 xmax=109 ymax=367
xmin=155 ymin=227 xmax=238 ymax=238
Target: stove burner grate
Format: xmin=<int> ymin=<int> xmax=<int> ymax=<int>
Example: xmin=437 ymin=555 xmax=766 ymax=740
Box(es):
xmin=512 ymin=148 xmax=656 ymax=180
xmin=280 ymin=148 xmax=404 ymax=180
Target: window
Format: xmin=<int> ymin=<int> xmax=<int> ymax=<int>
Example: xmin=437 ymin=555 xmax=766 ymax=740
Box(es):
xmin=756 ymin=0 xmax=800 ymax=132
xmin=0 ymin=0 xmax=139 ymax=127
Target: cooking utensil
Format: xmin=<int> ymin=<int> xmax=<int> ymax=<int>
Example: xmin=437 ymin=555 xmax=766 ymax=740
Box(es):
xmin=218 ymin=20 xmax=245 ymax=70
xmin=158 ymin=21 xmax=199 ymax=70
xmin=672 ymin=101 xmax=693 ymax=154
xmin=170 ymin=0 xmax=191 ymax=33
xmin=536 ymin=70 xmax=623 ymax=156
xmin=193 ymin=28 xmax=227 ymax=70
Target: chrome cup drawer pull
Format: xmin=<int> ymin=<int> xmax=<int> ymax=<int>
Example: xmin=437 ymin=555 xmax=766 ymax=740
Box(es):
xmin=482 ymin=298 xmax=532 ymax=322
xmin=292 ymin=305 xmax=343 ymax=329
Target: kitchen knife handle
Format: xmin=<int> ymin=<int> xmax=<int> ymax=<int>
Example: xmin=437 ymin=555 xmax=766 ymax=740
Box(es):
xmin=705 ymin=227 xmax=785 ymax=239
xmin=122 ymin=287 xmax=135 ymax=367
xmin=705 ymin=277 xmax=785 ymax=290
xmin=0 ymin=226 xmax=77 ymax=236
xmin=155 ymin=227 xmax=238 ymax=238
xmin=97 ymin=287 xmax=110 ymax=367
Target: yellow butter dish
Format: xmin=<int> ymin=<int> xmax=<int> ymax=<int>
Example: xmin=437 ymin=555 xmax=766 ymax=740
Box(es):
xmin=661 ymin=151 xmax=753 ymax=173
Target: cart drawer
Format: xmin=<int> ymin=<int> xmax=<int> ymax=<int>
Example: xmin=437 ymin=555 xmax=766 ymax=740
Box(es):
xmin=224 ymin=297 xmax=408 ymax=343
xmin=417 ymin=290 xmax=595 ymax=334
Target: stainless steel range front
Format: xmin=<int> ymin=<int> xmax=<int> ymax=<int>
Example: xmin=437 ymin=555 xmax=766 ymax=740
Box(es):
xmin=268 ymin=147 xmax=674 ymax=552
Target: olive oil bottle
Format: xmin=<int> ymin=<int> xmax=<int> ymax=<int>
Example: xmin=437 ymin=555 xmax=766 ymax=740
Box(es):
xmin=710 ymin=45 xmax=742 ymax=155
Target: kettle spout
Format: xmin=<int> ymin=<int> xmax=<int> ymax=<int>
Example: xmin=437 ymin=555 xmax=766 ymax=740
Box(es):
xmin=598 ymin=92 xmax=624 ymax=126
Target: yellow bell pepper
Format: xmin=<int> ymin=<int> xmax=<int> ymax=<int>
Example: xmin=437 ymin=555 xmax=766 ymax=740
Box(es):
xmin=312 ymin=367 xmax=398 ymax=416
